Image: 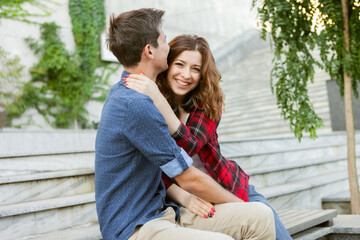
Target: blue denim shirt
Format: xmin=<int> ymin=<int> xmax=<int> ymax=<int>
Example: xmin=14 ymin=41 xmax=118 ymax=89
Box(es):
xmin=95 ymin=71 xmax=193 ymax=240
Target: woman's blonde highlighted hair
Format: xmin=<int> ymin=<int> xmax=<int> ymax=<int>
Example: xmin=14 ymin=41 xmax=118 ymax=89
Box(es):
xmin=157 ymin=35 xmax=224 ymax=120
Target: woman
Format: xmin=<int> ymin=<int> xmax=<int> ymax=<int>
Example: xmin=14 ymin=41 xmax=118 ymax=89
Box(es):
xmin=124 ymin=34 xmax=291 ymax=240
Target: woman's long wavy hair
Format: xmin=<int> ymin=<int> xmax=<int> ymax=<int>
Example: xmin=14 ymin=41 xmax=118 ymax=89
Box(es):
xmin=157 ymin=35 xmax=224 ymax=120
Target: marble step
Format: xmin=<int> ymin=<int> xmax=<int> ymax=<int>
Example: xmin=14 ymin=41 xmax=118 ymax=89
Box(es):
xmin=230 ymin=142 xmax=360 ymax=170
xmin=219 ymin=113 xmax=330 ymax=132
xmin=218 ymin=113 xmax=331 ymax=135
xmin=218 ymin=120 xmax=332 ymax=138
xmin=321 ymin=188 xmax=360 ymax=214
xmin=221 ymin=69 xmax=328 ymax=87
xmin=0 ymin=152 xmax=95 ymax=176
xmin=292 ymin=214 xmax=360 ymax=240
xmin=218 ymin=121 xmax=331 ymax=138
xmin=222 ymin=97 xmax=329 ymax=114
xmin=17 ymin=223 xmax=101 ymax=240
xmin=0 ymin=130 xmax=96 ymax=157
xmin=219 ymin=133 xmax=360 ymax=170
xmin=223 ymin=70 xmax=327 ymax=83
xmin=219 ymin=111 xmax=330 ymax=131
xmin=221 ymin=103 xmax=329 ymax=121
xmin=247 ymin=155 xmax=351 ymax=188
xmin=220 ymin=111 xmax=330 ymax=127
xmin=259 ymin=169 xmax=353 ymax=210
xmin=218 ymin=125 xmax=332 ymax=139
xmin=220 ymin=104 xmax=329 ymax=124
xmin=221 ymin=76 xmax=326 ymax=89
xmin=221 ymin=74 xmax=327 ymax=92
xmin=222 ymin=87 xmax=328 ymax=109
xmin=0 ymin=192 xmax=97 ymax=240
xmin=0 ymin=168 xmax=94 ymax=205
xmin=219 ymin=131 xmax=356 ymax=156
xmin=222 ymin=88 xmax=328 ymax=101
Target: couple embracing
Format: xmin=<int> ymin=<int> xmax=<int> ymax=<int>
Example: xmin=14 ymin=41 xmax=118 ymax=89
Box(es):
xmin=95 ymin=8 xmax=291 ymax=240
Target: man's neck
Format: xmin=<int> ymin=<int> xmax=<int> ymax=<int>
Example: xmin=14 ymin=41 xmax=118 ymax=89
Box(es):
xmin=124 ymin=64 xmax=158 ymax=82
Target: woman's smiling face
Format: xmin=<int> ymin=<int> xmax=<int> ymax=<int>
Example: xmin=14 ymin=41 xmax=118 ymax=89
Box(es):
xmin=166 ymin=50 xmax=202 ymax=102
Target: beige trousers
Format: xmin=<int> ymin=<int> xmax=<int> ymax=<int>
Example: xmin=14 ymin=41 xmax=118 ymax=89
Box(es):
xmin=129 ymin=202 xmax=275 ymax=240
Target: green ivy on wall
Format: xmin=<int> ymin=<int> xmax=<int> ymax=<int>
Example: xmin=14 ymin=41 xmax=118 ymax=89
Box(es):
xmin=69 ymin=0 xmax=105 ymax=77
xmin=0 ymin=46 xmax=24 ymax=128
xmin=0 ymin=0 xmax=57 ymax=23
xmin=5 ymin=0 xmax=116 ymax=128
xmin=6 ymin=22 xmax=89 ymax=128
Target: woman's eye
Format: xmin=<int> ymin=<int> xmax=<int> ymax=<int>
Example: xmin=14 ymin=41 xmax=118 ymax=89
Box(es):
xmin=193 ymin=67 xmax=201 ymax=72
xmin=175 ymin=62 xmax=183 ymax=66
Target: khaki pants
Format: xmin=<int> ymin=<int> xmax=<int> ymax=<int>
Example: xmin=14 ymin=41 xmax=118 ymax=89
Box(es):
xmin=129 ymin=202 xmax=275 ymax=240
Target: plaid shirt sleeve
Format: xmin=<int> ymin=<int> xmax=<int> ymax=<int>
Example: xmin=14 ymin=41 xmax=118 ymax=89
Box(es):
xmin=171 ymin=109 xmax=218 ymax=156
xmin=169 ymin=107 xmax=249 ymax=201
xmin=161 ymin=108 xmax=217 ymax=190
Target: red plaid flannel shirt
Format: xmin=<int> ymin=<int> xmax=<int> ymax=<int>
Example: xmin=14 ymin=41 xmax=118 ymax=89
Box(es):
xmin=162 ymin=106 xmax=249 ymax=201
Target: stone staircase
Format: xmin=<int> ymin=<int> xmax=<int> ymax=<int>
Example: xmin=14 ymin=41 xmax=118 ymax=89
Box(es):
xmin=1 ymin=129 xmax=359 ymax=239
xmin=0 ymin=131 xmax=100 ymax=240
xmin=220 ymin=132 xmax=360 ymax=212
xmin=218 ymin=48 xmax=333 ymax=139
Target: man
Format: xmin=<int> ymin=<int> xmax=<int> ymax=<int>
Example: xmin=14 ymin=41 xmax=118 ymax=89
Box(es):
xmin=95 ymin=8 xmax=275 ymax=240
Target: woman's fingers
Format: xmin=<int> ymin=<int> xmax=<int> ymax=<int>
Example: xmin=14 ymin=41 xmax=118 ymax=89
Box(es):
xmin=126 ymin=73 xmax=150 ymax=83
xmin=187 ymin=196 xmax=215 ymax=218
xmin=188 ymin=203 xmax=209 ymax=218
xmin=124 ymin=75 xmax=153 ymax=89
xmin=199 ymin=198 xmax=216 ymax=213
xmin=124 ymin=81 xmax=145 ymax=93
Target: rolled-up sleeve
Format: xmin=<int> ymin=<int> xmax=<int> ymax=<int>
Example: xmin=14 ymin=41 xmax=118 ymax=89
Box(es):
xmin=160 ymin=148 xmax=192 ymax=178
xmin=123 ymin=96 xmax=192 ymax=178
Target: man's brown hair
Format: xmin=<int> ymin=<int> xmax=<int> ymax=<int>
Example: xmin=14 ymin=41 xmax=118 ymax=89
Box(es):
xmin=106 ymin=8 xmax=165 ymax=67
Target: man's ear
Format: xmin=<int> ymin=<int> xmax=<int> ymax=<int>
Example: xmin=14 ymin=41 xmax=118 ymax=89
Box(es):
xmin=143 ymin=44 xmax=154 ymax=60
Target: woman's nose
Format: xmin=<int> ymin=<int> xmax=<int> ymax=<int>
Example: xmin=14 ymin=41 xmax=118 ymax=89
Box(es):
xmin=181 ymin=67 xmax=191 ymax=79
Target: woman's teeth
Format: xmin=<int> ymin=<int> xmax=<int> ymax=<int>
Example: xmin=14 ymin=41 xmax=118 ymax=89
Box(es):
xmin=175 ymin=79 xmax=189 ymax=86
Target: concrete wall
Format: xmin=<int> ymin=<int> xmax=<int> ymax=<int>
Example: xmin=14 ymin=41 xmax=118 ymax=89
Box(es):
xmin=0 ymin=0 xmax=260 ymax=130
xmin=102 ymin=0 xmax=258 ymax=61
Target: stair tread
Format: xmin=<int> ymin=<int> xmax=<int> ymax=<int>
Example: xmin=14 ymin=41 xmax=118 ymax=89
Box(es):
xmin=223 ymin=141 xmax=349 ymax=158
xmin=258 ymin=170 xmax=350 ymax=198
xmin=246 ymin=155 xmax=347 ymax=175
xmin=0 ymin=150 xmax=95 ymax=159
xmin=0 ymin=168 xmax=94 ymax=184
xmin=321 ymin=189 xmax=360 ymax=202
xmin=17 ymin=223 xmax=101 ymax=240
xmin=0 ymin=192 xmax=95 ymax=217
xmin=218 ymin=131 xmax=351 ymax=143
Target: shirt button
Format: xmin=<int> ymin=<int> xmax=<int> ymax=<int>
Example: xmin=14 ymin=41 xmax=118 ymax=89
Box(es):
xmin=173 ymin=148 xmax=179 ymax=153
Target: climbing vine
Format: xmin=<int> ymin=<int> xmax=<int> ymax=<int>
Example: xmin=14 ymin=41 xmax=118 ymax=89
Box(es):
xmin=6 ymin=22 xmax=88 ymax=128
xmin=5 ymin=0 xmax=116 ymax=128
xmin=0 ymin=0 xmax=57 ymax=23
xmin=0 ymin=47 xmax=24 ymax=128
